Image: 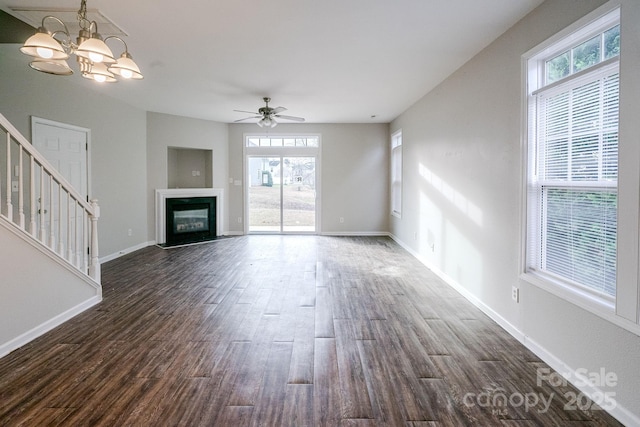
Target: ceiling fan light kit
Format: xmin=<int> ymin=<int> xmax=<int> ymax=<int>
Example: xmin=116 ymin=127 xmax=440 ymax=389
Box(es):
xmin=235 ymin=97 xmax=305 ymax=128
xmin=19 ymin=0 xmax=143 ymax=83
xmin=257 ymin=116 xmax=277 ymax=128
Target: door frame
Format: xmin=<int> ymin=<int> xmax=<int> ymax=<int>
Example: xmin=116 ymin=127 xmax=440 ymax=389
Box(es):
xmin=31 ymin=116 xmax=92 ymax=202
xmin=243 ymin=134 xmax=321 ymax=235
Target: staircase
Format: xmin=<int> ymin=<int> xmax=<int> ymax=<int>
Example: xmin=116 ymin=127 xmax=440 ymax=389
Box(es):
xmin=0 ymin=113 xmax=102 ymax=358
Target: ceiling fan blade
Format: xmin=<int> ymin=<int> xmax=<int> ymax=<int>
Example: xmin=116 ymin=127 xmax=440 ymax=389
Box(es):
xmin=233 ymin=109 xmax=260 ymax=115
xmin=275 ymin=114 xmax=305 ymax=122
xmin=271 ymin=106 xmax=287 ymax=114
xmin=234 ymin=116 xmax=261 ymax=122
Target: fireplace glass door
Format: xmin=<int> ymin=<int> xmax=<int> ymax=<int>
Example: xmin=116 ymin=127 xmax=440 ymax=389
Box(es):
xmin=166 ymin=197 xmax=216 ymax=245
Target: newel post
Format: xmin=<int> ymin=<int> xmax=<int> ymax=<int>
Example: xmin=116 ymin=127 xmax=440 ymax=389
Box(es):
xmin=89 ymin=199 xmax=101 ymax=283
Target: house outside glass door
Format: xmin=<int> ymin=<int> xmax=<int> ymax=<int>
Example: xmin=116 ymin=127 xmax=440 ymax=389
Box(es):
xmin=245 ymin=136 xmax=320 ymax=234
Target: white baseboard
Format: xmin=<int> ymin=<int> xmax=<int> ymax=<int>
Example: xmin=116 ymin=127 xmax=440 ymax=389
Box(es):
xmin=389 ymin=233 xmax=524 ymax=343
xmin=389 ymin=233 xmax=636 ymax=427
xmin=320 ymin=231 xmax=391 ymax=237
xmin=0 ymin=295 xmax=102 ymax=359
xmin=525 ymin=336 xmax=640 ymax=427
xmin=100 ymin=241 xmax=155 ymax=263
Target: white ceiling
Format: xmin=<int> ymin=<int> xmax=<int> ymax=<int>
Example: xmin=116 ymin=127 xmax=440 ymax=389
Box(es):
xmin=0 ymin=0 xmax=544 ymax=124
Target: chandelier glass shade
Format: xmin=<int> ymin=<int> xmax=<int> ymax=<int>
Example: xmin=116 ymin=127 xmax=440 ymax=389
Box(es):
xmin=257 ymin=117 xmax=278 ymax=128
xmin=19 ymin=0 xmax=143 ymax=83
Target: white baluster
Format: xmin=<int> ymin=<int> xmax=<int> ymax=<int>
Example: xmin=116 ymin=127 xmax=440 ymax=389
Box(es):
xmin=67 ymin=195 xmax=73 ymax=263
xmin=30 ymin=156 xmax=37 ymax=237
xmin=49 ymin=176 xmax=55 ymax=250
xmin=75 ymin=201 xmax=82 ymax=268
xmin=18 ymin=145 xmax=25 ymax=229
xmin=89 ymin=199 xmax=100 ymax=283
xmin=39 ymin=165 xmax=46 ymax=244
xmin=83 ymin=209 xmax=89 ymax=273
xmin=6 ymin=132 xmax=12 ymax=222
xmin=0 ymin=133 xmax=3 ymax=216
xmin=59 ymin=183 xmax=64 ymax=257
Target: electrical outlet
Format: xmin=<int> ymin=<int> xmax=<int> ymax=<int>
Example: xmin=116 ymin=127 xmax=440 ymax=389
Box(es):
xmin=237 ymin=216 xmax=242 ymax=223
xmin=339 ymin=217 xmax=344 ymax=223
xmin=512 ymin=286 xmax=520 ymax=303
xmin=127 ymin=229 xmax=132 ymax=236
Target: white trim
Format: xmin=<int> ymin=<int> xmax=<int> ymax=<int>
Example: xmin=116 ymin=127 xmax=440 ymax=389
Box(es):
xmin=0 ymin=295 xmax=101 ymax=359
xmin=391 ymin=232 xmax=634 ymax=426
xmin=243 ymin=133 xmax=321 ymax=235
xmin=155 ymin=188 xmax=225 ymax=244
xmin=522 ymin=1 xmax=620 ymax=70
xmin=390 ymin=129 xmax=403 ymax=219
xmin=321 ymin=231 xmax=390 ymax=237
xmin=390 ymin=233 xmax=525 ymax=343
xmin=521 ymin=271 xmax=640 ymax=337
xmin=524 ymin=336 xmax=640 ymax=427
xmin=0 ymin=214 xmax=100 ymax=290
xmin=100 ymin=240 xmax=155 ymax=263
xmin=520 ymin=2 xmax=635 ymax=333
xmin=30 ymin=116 xmax=92 ymax=202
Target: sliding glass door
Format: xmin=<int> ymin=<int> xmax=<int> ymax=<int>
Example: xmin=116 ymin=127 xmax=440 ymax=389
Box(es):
xmin=245 ymin=136 xmax=319 ymax=234
xmin=283 ymin=156 xmax=316 ymax=232
xmin=248 ymin=156 xmax=282 ymax=232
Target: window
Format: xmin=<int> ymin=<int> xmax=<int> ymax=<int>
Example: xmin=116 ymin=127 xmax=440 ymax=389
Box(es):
xmin=525 ymin=10 xmax=619 ymax=305
xmin=391 ymin=130 xmax=402 ymax=218
xmin=246 ymin=136 xmax=319 ymax=147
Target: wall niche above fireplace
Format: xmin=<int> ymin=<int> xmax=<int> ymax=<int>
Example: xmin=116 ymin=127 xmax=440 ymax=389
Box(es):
xmin=167 ymin=147 xmax=213 ymax=189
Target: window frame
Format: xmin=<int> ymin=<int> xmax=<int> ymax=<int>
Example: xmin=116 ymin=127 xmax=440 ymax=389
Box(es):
xmin=243 ymin=133 xmax=321 ymax=235
xmin=390 ymin=130 xmax=403 ymax=218
xmin=520 ymin=4 xmax=635 ymax=324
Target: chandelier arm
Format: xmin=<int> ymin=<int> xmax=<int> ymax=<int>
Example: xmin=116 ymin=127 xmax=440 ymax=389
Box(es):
xmin=41 ymin=16 xmax=71 ymax=38
xmin=51 ymin=30 xmax=75 ymax=53
xmin=39 ymin=16 xmax=74 ymax=53
xmin=104 ymin=36 xmax=129 ymax=53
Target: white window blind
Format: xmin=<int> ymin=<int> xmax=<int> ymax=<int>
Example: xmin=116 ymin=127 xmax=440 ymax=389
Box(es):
xmin=529 ymin=63 xmax=619 ymax=298
xmin=391 ymin=131 xmax=402 ymax=217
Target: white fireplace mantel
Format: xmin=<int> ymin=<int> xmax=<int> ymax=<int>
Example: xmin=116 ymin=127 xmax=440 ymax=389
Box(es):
xmin=156 ymin=188 xmax=224 ymax=244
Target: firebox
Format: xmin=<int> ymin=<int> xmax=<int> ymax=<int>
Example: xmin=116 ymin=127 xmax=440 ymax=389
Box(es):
xmin=165 ymin=197 xmax=216 ymax=245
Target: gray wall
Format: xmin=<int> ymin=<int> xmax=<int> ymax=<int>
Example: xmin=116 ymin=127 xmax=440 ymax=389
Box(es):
xmin=228 ymin=123 xmax=389 ymax=235
xmin=0 ymin=223 xmax=100 ymax=354
xmin=146 ymin=112 xmax=229 ymax=239
xmin=390 ymin=0 xmax=640 ymax=422
xmin=167 ymin=148 xmax=213 ymax=189
xmin=0 ymin=44 xmax=148 ymax=258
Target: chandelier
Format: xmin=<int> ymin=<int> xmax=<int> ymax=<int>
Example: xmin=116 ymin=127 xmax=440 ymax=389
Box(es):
xmin=19 ymin=0 xmax=143 ymax=82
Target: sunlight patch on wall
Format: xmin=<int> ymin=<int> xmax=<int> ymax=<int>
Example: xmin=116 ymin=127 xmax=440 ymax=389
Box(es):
xmin=419 ymin=163 xmax=483 ymax=227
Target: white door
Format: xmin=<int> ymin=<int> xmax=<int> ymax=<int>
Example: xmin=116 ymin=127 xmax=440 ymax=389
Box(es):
xmin=32 ymin=117 xmax=89 ymax=200
xmin=31 ymin=117 xmax=90 ymax=257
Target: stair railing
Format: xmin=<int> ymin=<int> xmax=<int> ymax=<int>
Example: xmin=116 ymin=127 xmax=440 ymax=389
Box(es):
xmin=0 ymin=113 xmax=100 ymax=283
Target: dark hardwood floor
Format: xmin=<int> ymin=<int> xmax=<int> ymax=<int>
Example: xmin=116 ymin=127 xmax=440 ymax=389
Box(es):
xmin=0 ymin=236 xmax=623 ymax=426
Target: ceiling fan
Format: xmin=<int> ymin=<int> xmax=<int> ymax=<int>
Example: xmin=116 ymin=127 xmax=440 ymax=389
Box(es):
xmin=234 ymin=97 xmax=305 ymax=128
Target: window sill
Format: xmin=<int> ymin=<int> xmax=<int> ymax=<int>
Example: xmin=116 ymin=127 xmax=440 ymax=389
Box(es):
xmin=521 ymin=271 xmax=640 ymax=337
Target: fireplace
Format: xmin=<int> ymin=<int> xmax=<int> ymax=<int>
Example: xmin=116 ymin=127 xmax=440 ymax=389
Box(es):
xmin=166 ymin=197 xmax=216 ymax=245
xmin=156 ymin=188 xmax=224 ymax=247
